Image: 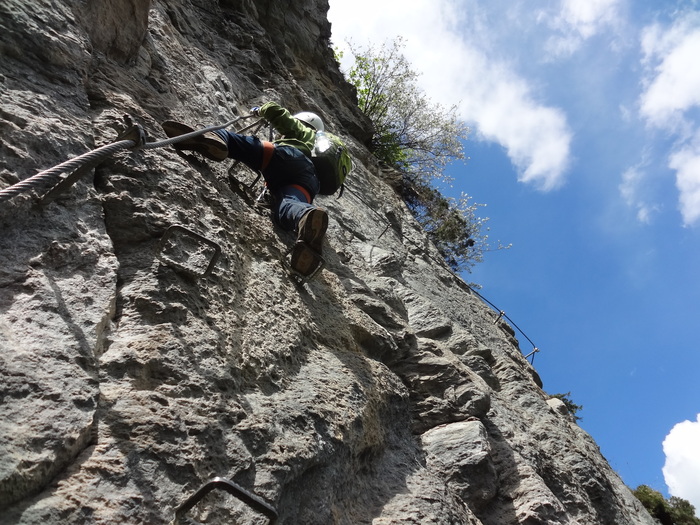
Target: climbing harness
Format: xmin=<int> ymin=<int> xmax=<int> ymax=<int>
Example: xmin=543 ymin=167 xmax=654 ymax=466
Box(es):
xmin=173 ymin=476 xmax=277 ymax=525
xmin=157 ymin=224 xmax=222 ymax=278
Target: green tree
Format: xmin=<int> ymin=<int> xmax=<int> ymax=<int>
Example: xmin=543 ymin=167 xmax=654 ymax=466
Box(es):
xmin=550 ymin=392 xmax=583 ymax=422
xmin=345 ymin=38 xmax=467 ymax=176
xmin=339 ymin=38 xmax=508 ymax=273
xmin=404 ymin=182 xmax=489 ymax=271
xmin=632 ymin=485 xmax=700 ymax=525
xmin=669 ymin=496 xmax=700 ymax=524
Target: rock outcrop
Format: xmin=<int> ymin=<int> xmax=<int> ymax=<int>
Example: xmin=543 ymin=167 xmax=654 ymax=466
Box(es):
xmin=0 ymin=1 xmax=655 ymax=524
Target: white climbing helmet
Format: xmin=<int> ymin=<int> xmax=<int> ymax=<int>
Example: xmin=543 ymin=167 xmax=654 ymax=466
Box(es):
xmin=294 ymin=111 xmax=324 ymax=131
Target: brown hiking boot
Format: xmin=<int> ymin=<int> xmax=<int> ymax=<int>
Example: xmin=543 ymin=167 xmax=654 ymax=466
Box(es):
xmin=162 ymin=120 xmax=228 ymax=161
xmin=289 ymin=242 xmax=324 ymax=277
xmin=290 ymin=208 xmax=328 ymax=276
xmin=296 ymin=207 xmax=328 ymax=253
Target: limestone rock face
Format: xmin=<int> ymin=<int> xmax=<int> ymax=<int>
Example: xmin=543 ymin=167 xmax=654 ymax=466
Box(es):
xmin=0 ymin=1 xmax=655 ymax=524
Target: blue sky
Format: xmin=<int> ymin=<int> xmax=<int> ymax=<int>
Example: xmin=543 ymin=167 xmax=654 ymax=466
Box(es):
xmin=329 ymin=0 xmax=700 ymax=511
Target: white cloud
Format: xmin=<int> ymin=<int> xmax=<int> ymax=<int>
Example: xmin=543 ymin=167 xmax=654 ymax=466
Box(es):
xmin=669 ymin=134 xmax=700 ymax=226
xmin=561 ymin=0 xmax=621 ymax=38
xmin=541 ymin=0 xmax=622 ymax=57
xmin=663 ymin=414 xmax=700 ymax=516
xmin=456 ymin=64 xmax=571 ymax=190
xmin=619 ymin=166 xmax=659 ymax=224
xmin=640 ymin=23 xmax=700 ymax=130
xmin=328 ymin=0 xmax=572 ymax=190
xmin=639 ymin=13 xmax=700 ymax=225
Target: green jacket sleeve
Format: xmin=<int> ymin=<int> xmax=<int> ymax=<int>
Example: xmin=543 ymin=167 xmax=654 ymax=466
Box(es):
xmin=259 ymin=102 xmax=316 ymax=157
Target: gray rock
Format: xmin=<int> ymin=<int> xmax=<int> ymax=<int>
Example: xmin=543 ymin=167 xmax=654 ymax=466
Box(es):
xmin=460 ymin=355 xmax=500 ymax=390
xmin=421 ymin=421 xmax=498 ymax=509
xmin=400 ymin=291 xmax=453 ymax=339
xmin=547 ymin=397 xmax=571 ymax=418
xmin=0 ymin=1 xmax=657 ymax=524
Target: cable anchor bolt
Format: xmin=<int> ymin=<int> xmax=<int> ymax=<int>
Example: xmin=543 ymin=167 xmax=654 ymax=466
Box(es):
xmin=114 ymin=114 xmax=147 ymax=149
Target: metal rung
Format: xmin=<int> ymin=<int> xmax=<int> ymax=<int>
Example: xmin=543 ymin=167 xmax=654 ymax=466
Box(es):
xmin=157 ymin=225 xmax=222 ymax=278
xmin=227 ymin=119 xmax=269 ymax=189
xmin=247 ymin=172 xmax=262 ymax=189
xmin=174 ymin=477 xmax=277 ymax=524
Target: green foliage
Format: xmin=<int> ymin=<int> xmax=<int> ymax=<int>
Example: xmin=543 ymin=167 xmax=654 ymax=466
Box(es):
xmin=338 ymin=38 xmax=508 ymax=272
xmin=550 ymin=392 xmax=583 ymax=422
xmin=402 ymin=178 xmax=496 ymax=272
xmin=345 ymin=38 xmax=467 ymax=178
xmin=633 ymin=485 xmax=700 ymax=524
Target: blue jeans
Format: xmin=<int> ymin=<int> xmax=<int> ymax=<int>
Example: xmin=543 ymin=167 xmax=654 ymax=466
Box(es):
xmin=215 ymin=130 xmax=319 ymax=231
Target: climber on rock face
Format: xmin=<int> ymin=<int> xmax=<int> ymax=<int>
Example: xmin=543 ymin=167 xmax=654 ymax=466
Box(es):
xmin=162 ymin=102 xmax=328 ymax=277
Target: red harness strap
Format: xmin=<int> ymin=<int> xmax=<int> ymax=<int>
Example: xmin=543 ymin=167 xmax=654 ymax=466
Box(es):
xmin=260 ymin=142 xmax=311 ymax=203
xmin=289 ymin=184 xmax=311 ymax=204
xmin=260 ymin=141 xmax=275 ymax=171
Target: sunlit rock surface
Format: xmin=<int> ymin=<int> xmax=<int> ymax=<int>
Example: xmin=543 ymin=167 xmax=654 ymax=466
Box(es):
xmin=0 ymin=1 xmax=655 ymax=523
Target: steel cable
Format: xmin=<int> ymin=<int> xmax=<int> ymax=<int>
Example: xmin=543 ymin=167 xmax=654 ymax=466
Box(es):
xmin=0 ymin=116 xmax=253 ymax=204
xmin=0 ymin=140 xmax=135 ymax=203
xmin=141 ymin=117 xmax=251 ymax=150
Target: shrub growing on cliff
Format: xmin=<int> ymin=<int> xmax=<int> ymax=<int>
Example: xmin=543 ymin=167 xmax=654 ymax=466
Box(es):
xmin=344 ymin=38 xmax=467 ymax=178
xmin=632 ymin=485 xmax=700 ymax=524
xmin=550 ymin=392 xmax=583 ymax=422
xmin=403 ymin=181 xmax=489 ymax=269
xmin=337 ymin=38 xmax=507 ymax=273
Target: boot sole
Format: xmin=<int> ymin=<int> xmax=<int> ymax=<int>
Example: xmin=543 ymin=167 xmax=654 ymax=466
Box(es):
xmin=290 ymin=242 xmax=324 ymax=277
xmin=162 ymin=121 xmax=228 ymax=161
xmin=298 ymin=209 xmax=328 ymax=253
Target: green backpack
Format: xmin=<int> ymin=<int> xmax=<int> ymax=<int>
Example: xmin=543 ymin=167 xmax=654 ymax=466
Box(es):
xmin=311 ymin=131 xmax=352 ymax=195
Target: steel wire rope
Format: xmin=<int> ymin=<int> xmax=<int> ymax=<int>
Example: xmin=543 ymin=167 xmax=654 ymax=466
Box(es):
xmin=142 ymin=116 xmax=254 ymax=151
xmin=0 ymin=140 xmax=133 ymax=203
xmin=340 ymin=184 xmax=393 ymax=234
xmin=0 ymin=116 xmax=254 ymax=204
xmin=467 ymin=287 xmax=539 ymax=363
